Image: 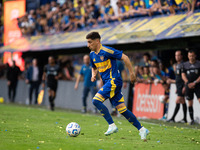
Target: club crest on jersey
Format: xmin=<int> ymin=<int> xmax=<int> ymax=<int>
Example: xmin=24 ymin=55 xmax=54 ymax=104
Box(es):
xmin=100 ymin=56 xmax=104 ymax=61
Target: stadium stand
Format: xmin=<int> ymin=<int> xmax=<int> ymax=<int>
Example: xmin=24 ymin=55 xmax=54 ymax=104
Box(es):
xmin=15 ymin=0 xmax=200 ymax=36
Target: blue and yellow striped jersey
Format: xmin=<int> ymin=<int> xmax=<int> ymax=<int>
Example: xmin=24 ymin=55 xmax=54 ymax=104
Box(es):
xmin=90 ymin=45 xmax=123 ymax=84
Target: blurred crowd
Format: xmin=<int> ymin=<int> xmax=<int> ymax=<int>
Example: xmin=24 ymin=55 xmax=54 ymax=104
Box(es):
xmin=16 ymin=0 xmax=200 ymax=36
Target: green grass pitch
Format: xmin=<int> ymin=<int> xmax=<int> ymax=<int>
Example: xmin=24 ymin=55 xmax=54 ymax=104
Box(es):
xmin=0 ymin=104 xmax=200 ymax=150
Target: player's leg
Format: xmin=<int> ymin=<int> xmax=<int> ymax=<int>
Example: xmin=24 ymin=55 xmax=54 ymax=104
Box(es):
xmin=34 ymin=81 xmax=40 ymax=104
xmin=82 ymin=86 xmax=89 ymax=113
xmin=185 ymin=86 xmax=194 ymax=124
xmin=12 ymin=82 xmax=17 ymax=102
xmin=92 ymin=92 xmax=118 ymax=135
xmin=92 ymin=93 xmax=114 ymax=125
xmin=8 ymin=83 xmax=12 ymax=102
xmin=115 ymin=102 xmax=149 ymax=141
xmin=29 ymin=82 xmax=34 ymax=105
xmin=180 ymin=97 xmax=187 ymax=123
xmin=168 ymin=96 xmax=181 ymax=122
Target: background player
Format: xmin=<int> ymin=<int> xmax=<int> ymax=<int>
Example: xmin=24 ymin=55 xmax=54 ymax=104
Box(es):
xmin=74 ymin=55 xmax=97 ymax=113
xmin=42 ymin=56 xmax=62 ymax=111
xmin=181 ymin=50 xmax=200 ymax=125
xmin=86 ymin=32 xmax=149 ymax=141
xmin=167 ymin=50 xmax=187 ymax=123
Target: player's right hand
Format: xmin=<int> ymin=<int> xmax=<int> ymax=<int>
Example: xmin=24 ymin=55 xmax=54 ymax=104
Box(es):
xmin=91 ymin=76 xmax=96 ymax=82
xmin=130 ymin=73 xmax=136 ymax=84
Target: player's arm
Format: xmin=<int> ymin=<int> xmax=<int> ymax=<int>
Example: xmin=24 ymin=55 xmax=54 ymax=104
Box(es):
xmin=122 ymin=69 xmax=128 ymax=88
xmin=74 ymin=74 xmax=82 ymax=90
xmin=121 ymin=53 xmax=136 ymax=83
xmin=181 ymin=72 xmax=188 ymax=84
xmin=91 ymin=67 xmax=98 ymax=82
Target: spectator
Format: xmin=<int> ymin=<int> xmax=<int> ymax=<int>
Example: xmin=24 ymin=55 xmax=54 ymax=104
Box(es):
xmin=62 ymin=60 xmax=75 ymax=80
xmin=26 ymin=59 xmax=43 ymax=105
xmin=6 ymin=61 xmax=21 ymax=102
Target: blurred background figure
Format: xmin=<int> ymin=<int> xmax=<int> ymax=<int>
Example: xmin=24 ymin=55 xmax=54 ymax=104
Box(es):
xmin=74 ymin=55 xmax=97 ymax=113
xmin=6 ymin=61 xmax=21 ymax=102
xmin=42 ymin=56 xmax=62 ymax=111
xmin=167 ymin=50 xmax=187 ymax=123
xmin=26 ymin=59 xmax=43 ymax=105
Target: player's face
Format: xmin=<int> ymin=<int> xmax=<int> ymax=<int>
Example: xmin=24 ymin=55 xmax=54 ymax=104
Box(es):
xmin=87 ymin=39 xmax=98 ymax=51
xmin=188 ymin=52 xmax=196 ymax=63
xmin=175 ymin=51 xmax=182 ymax=62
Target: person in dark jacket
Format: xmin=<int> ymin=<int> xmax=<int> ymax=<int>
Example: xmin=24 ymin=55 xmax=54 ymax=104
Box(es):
xmin=26 ymin=59 xmax=42 ymax=105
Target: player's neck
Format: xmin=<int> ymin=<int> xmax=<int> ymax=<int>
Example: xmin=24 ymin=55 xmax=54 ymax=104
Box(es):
xmin=189 ymin=60 xmax=196 ymax=64
xmin=94 ymin=44 xmax=102 ymax=54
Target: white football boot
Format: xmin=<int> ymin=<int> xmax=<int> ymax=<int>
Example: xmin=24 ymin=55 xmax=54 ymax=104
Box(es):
xmin=139 ymin=127 xmax=149 ymax=141
xmin=104 ymin=123 xmax=118 ymax=136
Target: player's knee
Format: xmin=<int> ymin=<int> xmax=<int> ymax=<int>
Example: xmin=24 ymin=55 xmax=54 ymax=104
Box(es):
xmin=92 ymin=99 xmax=101 ymax=106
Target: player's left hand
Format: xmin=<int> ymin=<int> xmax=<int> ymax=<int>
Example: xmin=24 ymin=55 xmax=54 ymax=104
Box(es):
xmin=91 ymin=76 xmax=96 ymax=82
xmin=188 ymin=83 xmax=195 ymax=89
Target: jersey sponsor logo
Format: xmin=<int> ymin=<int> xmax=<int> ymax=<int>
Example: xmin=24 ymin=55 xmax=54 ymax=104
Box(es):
xmin=95 ymin=59 xmax=112 ymax=72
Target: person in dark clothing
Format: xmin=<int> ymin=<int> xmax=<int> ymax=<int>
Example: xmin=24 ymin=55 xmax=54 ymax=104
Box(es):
xmin=26 ymin=59 xmax=42 ymax=105
xmin=6 ymin=61 xmax=21 ymax=102
xmin=182 ymin=50 xmax=200 ymax=125
xmin=42 ymin=56 xmax=62 ymax=111
xmin=167 ymin=50 xmax=187 ymax=123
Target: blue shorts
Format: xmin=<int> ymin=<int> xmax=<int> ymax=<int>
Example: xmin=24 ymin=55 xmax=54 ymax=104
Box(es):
xmin=95 ymin=78 xmax=124 ymax=107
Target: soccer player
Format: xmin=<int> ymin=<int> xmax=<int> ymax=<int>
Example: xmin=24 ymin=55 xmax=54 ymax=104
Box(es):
xmin=181 ymin=50 xmax=200 ymax=125
xmin=42 ymin=56 xmax=62 ymax=111
xmin=167 ymin=50 xmax=187 ymax=123
xmin=86 ymin=32 xmax=149 ymax=141
xmin=74 ymin=55 xmax=97 ymax=113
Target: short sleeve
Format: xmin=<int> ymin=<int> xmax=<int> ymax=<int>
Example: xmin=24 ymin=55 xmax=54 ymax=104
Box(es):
xmin=102 ymin=46 xmax=122 ymax=60
xmin=181 ymin=63 xmax=186 ymax=73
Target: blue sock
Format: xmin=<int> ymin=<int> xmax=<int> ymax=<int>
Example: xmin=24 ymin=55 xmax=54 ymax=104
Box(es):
xmin=93 ymin=99 xmax=114 ymax=125
xmin=120 ymin=107 xmax=142 ymax=130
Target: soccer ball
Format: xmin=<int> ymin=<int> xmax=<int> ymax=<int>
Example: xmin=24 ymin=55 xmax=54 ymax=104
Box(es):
xmin=66 ymin=122 xmax=81 ymax=137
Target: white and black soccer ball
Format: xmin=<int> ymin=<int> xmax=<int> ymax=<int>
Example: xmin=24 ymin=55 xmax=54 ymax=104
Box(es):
xmin=66 ymin=122 xmax=81 ymax=137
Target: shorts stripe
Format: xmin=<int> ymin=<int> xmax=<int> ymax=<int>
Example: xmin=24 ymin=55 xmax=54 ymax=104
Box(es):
xmin=118 ymin=96 xmax=124 ymax=102
xmin=110 ymin=78 xmax=116 ymax=98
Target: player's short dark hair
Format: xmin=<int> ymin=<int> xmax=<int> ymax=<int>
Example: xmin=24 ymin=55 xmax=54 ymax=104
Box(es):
xmin=86 ymin=32 xmax=101 ymax=40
